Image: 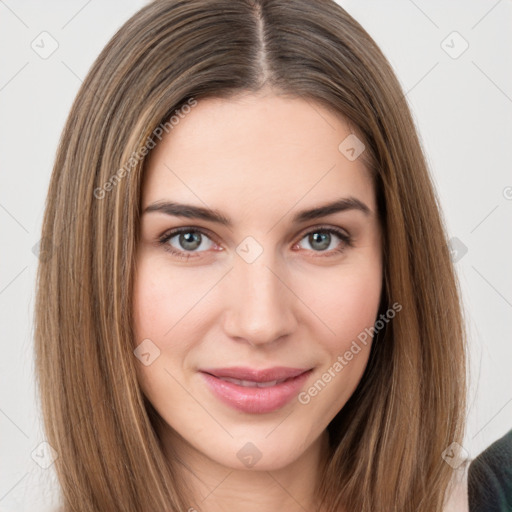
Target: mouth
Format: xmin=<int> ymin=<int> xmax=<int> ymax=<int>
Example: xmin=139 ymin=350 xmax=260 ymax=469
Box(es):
xmin=199 ymin=366 xmax=313 ymax=414
xmin=211 ymin=376 xmax=292 ymax=388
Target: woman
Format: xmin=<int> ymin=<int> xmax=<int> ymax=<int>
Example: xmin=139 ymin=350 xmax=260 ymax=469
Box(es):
xmin=34 ymin=1 xmax=468 ymax=510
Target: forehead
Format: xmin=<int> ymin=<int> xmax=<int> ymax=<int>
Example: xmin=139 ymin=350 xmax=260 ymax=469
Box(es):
xmin=142 ymin=93 xmax=375 ymax=218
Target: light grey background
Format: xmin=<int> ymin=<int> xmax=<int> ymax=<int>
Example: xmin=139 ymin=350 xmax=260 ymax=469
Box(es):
xmin=1 ymin=1 xmax=511 ymax=510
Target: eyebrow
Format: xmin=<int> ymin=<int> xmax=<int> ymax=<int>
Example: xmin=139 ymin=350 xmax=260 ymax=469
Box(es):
xmin=143 ymin=196 xmax=371 ymax=227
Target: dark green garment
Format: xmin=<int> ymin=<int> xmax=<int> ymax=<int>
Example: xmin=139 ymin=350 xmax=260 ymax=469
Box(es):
xmin=468 ymin=429 xmax=512 ymax=512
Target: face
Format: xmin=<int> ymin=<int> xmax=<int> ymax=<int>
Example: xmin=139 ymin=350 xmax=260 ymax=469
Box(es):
xmin=133 ymin=91 xmax=382 ymax=473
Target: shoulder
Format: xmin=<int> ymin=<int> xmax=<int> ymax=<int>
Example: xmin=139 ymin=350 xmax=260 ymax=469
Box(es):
xmin=468 ymin=428 xmax=512 ymax=512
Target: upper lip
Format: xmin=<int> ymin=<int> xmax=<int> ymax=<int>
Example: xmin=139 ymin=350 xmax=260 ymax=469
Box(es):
xmin=200 ymin=366 xmax=311 ymax=382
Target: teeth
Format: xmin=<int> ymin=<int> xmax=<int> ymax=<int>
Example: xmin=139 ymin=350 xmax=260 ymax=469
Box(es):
xmin=219 ymin=377 xmax=286 ymax=388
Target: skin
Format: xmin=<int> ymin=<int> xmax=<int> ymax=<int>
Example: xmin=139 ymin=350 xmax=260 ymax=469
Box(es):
xmin=133 ymin=89 xmax=383 ymax=512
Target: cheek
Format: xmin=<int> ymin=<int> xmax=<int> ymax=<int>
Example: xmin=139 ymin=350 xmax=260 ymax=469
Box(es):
xmin=132 ymin=256 xmax=209 ymax=387
xmin=131 ymin=263 xmax=191 ymax=411
xmin=300 ymin=259 xmax=383 ymax=355
xmin=337 ymin=272 xmax=381 ymax=339
xmin=296 ymin=264 xmax=382 ymax=417
xmin=132 ymin=257 xmax=202 ymax=341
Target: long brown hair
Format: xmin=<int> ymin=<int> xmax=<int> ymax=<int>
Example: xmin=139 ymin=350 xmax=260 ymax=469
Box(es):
xmin=34 ymin=1 xmax=467 ymax=510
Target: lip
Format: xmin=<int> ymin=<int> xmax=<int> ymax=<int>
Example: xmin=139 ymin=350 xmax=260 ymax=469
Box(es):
xmin=199 ymin=366 xmax=313 ymax=414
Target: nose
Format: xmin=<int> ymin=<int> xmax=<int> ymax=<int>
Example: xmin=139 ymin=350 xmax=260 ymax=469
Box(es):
xmin=221 ymin=254 xmax=298 ymax=347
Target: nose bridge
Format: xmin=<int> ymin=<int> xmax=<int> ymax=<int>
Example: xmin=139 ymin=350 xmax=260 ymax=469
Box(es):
xmin=222 ymin=244 xmax=296 ymax=345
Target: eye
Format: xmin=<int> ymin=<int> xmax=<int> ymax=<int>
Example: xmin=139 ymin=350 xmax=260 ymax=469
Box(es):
xmin=158 ymin=227 xmax=218 ymax=259
xmin=294 ymin=226 xmax=353 ymax=257
xmin=157 ymin=225 xmax=353 ymax=260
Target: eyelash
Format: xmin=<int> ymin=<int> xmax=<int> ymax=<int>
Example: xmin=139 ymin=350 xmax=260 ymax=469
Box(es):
xmin=157 ymin=225 xmax=353 ymax=260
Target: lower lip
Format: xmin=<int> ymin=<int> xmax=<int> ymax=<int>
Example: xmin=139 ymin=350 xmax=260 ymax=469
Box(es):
xmin=200 ymin=370 xmax=312 ymax=414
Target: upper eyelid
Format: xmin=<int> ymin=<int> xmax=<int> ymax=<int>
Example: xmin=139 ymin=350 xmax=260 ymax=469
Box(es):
xmin=159 ymin=225 xmax=218 ymax=244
